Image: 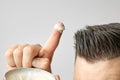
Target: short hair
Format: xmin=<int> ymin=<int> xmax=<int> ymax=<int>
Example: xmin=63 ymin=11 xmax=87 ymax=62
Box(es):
xmin=74 ymin=23 xmax=120 ymax=62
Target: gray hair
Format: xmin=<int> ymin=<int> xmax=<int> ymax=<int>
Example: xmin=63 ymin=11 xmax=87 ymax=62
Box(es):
xmin=74 ymin=23 xmax=120 ymax=62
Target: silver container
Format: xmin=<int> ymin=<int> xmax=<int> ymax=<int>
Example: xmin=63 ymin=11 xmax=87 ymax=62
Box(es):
xmin=4 ymin=68 xmax=55 ymax=80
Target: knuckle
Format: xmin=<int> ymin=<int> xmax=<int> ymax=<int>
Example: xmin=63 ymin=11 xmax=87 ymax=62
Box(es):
xmin=5 ymin=44 xmax=18 ymax=58
xmin=35 ymin=44 xmax=42 ymax=47
xmin=13 ymin=48 xmax=22 ymax=56
xmin=23 ymin=45 xmax=33 ymax=52
xmin=5 ymin=49 xmax=13 ymax=58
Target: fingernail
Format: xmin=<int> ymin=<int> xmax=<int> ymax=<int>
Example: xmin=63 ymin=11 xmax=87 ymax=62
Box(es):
xmin=54 ymin=22 xmax=65 ymax=33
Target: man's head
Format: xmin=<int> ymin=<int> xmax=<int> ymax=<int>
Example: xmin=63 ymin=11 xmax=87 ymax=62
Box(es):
xmin=74 ymin=23 xmax=120 ymax=80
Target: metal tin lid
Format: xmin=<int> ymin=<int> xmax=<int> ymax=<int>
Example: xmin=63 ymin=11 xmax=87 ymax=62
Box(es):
xmin=4 ymin=68 xmax=55 ymax=80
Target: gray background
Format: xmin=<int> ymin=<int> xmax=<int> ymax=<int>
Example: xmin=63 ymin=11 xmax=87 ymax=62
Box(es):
xmin=0 ymin=0 xmax=120 ymax=80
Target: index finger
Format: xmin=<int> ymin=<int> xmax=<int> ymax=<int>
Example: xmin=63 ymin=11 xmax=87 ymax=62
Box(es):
xmin=41 ymin=22 xmax=65 ymax=57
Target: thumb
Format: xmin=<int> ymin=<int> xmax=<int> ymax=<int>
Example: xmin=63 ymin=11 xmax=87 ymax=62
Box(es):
xmin=32 ymin=58 xmax=51 ymax=72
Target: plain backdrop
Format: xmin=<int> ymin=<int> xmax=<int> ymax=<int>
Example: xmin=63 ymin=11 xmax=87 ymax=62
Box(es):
xmin=0 ymin=0 xmax=120 ymax=80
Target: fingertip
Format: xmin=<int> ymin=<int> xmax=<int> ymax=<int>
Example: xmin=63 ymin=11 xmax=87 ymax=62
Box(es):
xmin=54 ymin=22 xmax=65 ymax=33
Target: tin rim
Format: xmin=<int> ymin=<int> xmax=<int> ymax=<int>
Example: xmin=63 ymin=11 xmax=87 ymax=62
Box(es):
xmin=4 ymin=68 xmax=55 ymax=80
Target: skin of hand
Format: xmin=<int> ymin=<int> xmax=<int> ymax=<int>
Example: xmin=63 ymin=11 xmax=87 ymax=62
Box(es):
xmin=55 ymin=75 xmax=60 ymax=80
xmin=5 ymin=22 xmax=65 ymax=77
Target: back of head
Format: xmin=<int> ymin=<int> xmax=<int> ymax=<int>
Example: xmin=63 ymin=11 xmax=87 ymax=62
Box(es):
xmin=74 ymin=23 xmax=120 ymax=62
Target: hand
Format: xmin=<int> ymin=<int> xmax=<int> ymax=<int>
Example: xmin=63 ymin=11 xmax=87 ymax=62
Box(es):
xmin=55 ymin=75 xmax=60 ymax=80
xmin=5 ymin=22 xmax=65 ymax=72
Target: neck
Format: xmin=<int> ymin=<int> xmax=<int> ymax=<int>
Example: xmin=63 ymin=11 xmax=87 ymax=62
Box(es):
xmin=74 ymin=56 xmax=120 ymax=80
